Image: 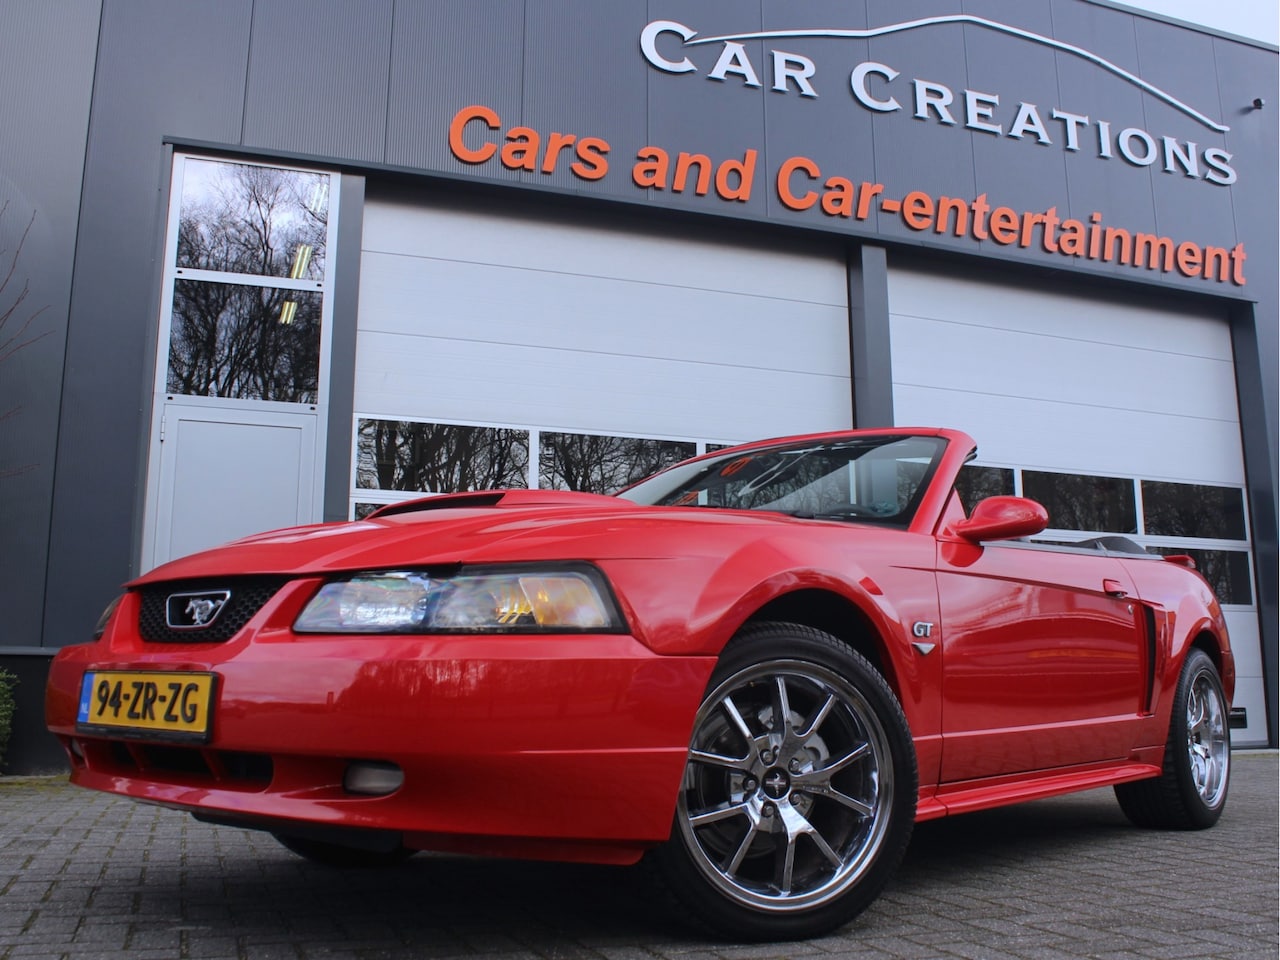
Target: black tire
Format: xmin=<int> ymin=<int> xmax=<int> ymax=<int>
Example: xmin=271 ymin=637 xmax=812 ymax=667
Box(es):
xmin=1115 ymin=648 xmax=1230 ymax=830
xmin=273 ymin=833 xmax=416 ymax=868
xmin=648 ymin=622 xmax=917 ymax=941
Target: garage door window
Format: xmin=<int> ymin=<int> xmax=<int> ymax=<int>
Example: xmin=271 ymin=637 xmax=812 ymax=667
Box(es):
xmin=354 ymin=419 xmax=706 ymax=511
xmin=1141 ymin=480 xmax=1247 ymax=539
xmin=357 ymin=420 xmax=529 ymax=492
xmin=1022 ymin=471 xmax=1138 ymax=534
xmin=539 ymin=432 xmax=695 ymax=493
xmin=956 ymin=465 xmax=1015 ymax=512
xmin=964 ymin=463 xmax=1253 ymax=607
xmin=1147 ymin=547 xmax=1252 ymax=604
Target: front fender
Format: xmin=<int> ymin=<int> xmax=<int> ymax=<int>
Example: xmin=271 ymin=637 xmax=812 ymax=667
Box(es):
xmin=596 ymin=529 xmax=944 ymax=755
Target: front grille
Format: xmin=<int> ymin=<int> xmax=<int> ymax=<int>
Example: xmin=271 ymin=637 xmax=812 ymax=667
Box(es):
xmin=137 ymin=577 xmax=289 ymax=642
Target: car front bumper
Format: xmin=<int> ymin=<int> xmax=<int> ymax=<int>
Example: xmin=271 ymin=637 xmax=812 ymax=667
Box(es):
xmin=46 ymin=585 xmax=717 ymax=864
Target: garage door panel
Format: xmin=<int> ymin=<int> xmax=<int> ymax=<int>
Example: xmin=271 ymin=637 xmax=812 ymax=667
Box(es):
xmin=1228 ymin=611 xmax=1265 ymax=675
xmin=1230 ymin=677 xmax=1269 ymax=748
xmin=363 ymin=199 xmax=847 ymax=306
xmin=358 ymin=251 xmax=849 ymax=375
xmin=891 ymin=268 xmax=1262 ymax=748
xmin=355 ymin=333 xmax=849 ymax=442
xmin=892 ymin=314 xmax=1241 ymax=422
xmin=889 ymin=268 xmax=1234 ymax=361
xmin=895 ymin=384 xmax=1245 ymax=485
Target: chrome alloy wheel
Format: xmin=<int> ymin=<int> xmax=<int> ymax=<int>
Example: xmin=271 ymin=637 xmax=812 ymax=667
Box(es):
xmin=676 ymin=659 xmax=893 ymax=912
xmin=1185 ymin=663 xmax=1229 ymax=809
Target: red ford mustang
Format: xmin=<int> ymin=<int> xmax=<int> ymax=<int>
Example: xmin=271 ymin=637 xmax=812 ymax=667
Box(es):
xmin=46 ymin=428 xmax=1234 ymax=940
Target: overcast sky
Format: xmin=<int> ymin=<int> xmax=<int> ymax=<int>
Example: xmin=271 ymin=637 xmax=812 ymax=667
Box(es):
xmin=1117 ymin=0 xmax=1278 ymax=44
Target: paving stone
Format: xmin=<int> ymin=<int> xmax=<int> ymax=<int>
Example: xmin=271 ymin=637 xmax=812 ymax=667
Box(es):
xmin=0 ymin=754 xmax=1276 ymax=960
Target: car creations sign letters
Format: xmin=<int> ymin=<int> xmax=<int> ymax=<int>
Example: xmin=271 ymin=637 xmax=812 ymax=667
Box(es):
xmin=446 ymin=14 xmax=1247 ymax=286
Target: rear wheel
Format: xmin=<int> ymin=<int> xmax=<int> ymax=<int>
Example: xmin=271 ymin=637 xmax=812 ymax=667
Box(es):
xmin=649 ymin=622 xmax=916 ymax=941
xmin=1115 ymin=648 xmax=1230 ymax=829
xmin=273 ymin=833 xmax=415 ymax=868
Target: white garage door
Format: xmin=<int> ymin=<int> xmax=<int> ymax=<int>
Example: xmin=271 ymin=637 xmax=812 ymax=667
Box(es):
xmin=351 ymin=187 xmax=850 ymax=502
xmin=888 ymin=264 xmax=1266 ymax=747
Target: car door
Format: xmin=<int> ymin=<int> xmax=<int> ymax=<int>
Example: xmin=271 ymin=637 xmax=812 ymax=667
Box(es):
xmin=935 ymin=538 xmax=1147 ymax=782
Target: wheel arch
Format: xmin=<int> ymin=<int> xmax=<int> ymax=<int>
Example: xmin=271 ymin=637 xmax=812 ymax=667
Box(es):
xmin=741 ymin=588 xmax=902 ymax=702
xmin=1191 ymin=630 xmax=1224 ymax=674
xmin=1164 ymin=601 xmax=1235 ymax=704
xmin=1187 ymin=627 xmax=1235 ymax=702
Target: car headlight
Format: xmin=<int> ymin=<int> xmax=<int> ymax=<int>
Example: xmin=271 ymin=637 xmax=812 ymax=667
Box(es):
xmin=293 ymin=565 xmax=622 ymax=634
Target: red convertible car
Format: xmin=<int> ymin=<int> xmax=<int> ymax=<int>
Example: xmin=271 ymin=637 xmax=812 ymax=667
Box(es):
xmin=46 ymin=428 xmax=1233 ymax=940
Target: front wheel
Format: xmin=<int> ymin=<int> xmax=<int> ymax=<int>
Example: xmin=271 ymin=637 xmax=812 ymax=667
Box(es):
xmin=1115 ymin=648 xmax=1230 ymax=829
xmin=649 ymin=622 xmax=917 ymax=941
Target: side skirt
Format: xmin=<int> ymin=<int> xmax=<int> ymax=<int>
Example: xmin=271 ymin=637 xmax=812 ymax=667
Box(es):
xmin=915 ymin=757 xmax=1163 ymax=822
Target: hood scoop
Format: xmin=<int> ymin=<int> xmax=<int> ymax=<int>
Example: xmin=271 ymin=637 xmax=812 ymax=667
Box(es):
xmin=370 ymin=492 xmax=506 ymax=518
xmin=368 ymin=488 xmax=627 ymax=519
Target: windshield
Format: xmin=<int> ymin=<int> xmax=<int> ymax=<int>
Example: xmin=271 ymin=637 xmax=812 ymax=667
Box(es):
xmin=617 ymin=435 xmax=947 ymax=527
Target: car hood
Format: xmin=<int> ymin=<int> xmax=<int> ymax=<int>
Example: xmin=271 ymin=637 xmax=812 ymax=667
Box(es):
xmin=132 ymin=489 xmax=827 ymax=584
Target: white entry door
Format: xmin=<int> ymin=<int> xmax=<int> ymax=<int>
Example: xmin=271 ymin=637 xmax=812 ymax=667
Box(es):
xmin=142 ymin=154 xmax=338 ymax=571
xmin=149 ymin=403 xmax=317 ymax=567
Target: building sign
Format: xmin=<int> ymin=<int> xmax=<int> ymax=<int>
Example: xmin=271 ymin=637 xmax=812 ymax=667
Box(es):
xmin=445 ymin=12 xmax=1248 ymax=287
xmin=641 ymin=17 xmax=1237 ymax=186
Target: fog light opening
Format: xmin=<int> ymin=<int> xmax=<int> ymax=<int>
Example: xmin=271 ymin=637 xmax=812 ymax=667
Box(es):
xmin=344 ymin=761 xmax=404 ymax=796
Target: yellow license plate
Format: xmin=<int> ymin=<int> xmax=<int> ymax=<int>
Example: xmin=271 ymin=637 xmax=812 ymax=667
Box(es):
xmin=76 ymin=671 xmax=217 ymax=742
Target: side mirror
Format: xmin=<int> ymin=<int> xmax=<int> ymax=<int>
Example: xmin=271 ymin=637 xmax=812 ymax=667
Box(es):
xmin=954 ymin=496 xmax=1048 ymax=542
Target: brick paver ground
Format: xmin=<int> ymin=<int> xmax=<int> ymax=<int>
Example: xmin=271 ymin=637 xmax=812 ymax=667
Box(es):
xmin=1 ymin=753 xmax=1275 ymax=960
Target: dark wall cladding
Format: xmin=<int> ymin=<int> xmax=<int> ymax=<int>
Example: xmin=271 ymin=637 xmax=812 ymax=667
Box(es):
xmin=39 ymin=0 xmax=258 ymax=654
xmin=242 ymin=0 xmax=393 ymax=162
xmin=0 ymin=1 xmax=102 ymax=652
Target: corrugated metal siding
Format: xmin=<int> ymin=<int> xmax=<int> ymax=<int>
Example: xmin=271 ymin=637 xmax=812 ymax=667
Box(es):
xmin=242 ymin=0 xmax=393 ymax=162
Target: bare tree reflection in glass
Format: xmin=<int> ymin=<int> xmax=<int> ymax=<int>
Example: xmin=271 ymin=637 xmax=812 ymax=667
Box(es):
xmin=954 ymin=465 xmax=1015 ymax=514
xmin=1149 ymin=547 xmax=1252 ymax=606
xmin=165 ymin=159 xmax=329 ymax=403
xmin=176 ymin=160 xmax=328 ymax=279
xmin=1022 ymin=471 xmax=1137 ymax=534
xmin=1141 ymin=480 xmax=1247 ymax=540
xmin=540 ymin=433 xmax=696 ymax=494
xmin=357 ymin=420 xmax=529 ymax=493
xmin=166 ymin=283 xmax=321 ymax=402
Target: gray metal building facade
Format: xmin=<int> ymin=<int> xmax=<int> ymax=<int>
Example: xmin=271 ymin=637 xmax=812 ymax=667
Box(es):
xmin=0 ymin=0 xmax=1276 ymax=771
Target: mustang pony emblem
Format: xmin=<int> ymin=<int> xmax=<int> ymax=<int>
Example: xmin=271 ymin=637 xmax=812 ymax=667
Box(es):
xmin=165 ymin=590 xmax=231 ymax=629
xmin=185 ymin=598 xmax=222 ymax=625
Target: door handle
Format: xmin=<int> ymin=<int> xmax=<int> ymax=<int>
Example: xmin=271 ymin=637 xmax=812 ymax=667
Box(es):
xmin=1103 ymin=578 xmax=1128 ymax=598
